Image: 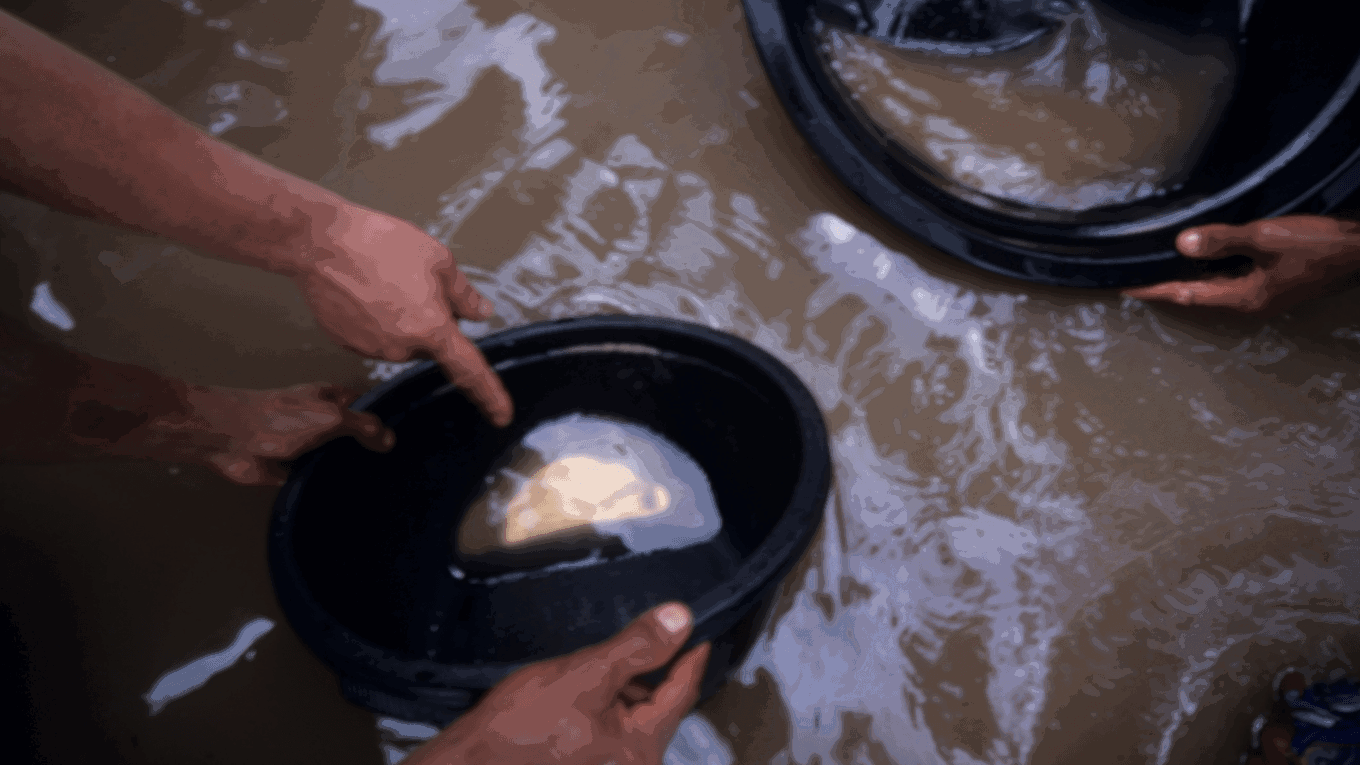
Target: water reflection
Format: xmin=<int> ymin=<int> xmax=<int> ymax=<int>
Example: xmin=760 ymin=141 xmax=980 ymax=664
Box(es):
xmin=143 ymin=617 xmax=275 ymax=715
xmin=1 ymin=0 xmax=1358 ymax=762
xmin=354 ymin=0 xmax=569 ymax=152
xmin=374 ymin=710 xmax=736 ymax=765
xmin=458 ymin=110 xmax=1360 ymax=761
xmin=29 ymin=282 xmax=75 ymax=331
xmin=455 ymin=412 xmax=723 ymax=567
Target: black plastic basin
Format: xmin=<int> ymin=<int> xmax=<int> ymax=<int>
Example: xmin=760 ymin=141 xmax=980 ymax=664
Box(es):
xmin=267 ymin=316 xmax=832 ymax=725
xmin=743 ymin=0 xmax=1360 ymax=288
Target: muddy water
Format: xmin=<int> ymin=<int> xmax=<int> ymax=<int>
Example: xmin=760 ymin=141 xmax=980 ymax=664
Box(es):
xmin=0 ymin=0 xmax=1358 ymax=764
xmin=456 ymin=412 xmax=723 ymax=563
xmin=818 ymin=3 xmax=1235 ymax=211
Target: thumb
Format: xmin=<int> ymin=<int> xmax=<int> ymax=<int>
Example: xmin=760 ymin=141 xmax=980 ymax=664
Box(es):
xmin=626 ymin=642 xmax=710 ymax=738
xmin=574 ymin=603 xmax=695 ymax=698
xmin=1177 ymin=224 xmax=1259 ymax=260
xmin=208 ymin=452 xmax=287 ymax=486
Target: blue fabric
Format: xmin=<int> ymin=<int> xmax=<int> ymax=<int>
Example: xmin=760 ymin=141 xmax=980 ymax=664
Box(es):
xmin=1298 ymin=744 xmax=1360 ymax=765
xmin=1290 ymin=679 xmax=1360 ymax=759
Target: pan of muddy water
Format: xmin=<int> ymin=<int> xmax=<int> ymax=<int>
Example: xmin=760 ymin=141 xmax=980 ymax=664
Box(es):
xmin=267 ymin=316 xmax=832 ymax=724
xmin=744 ymin=0 xmax=1360 ymax=287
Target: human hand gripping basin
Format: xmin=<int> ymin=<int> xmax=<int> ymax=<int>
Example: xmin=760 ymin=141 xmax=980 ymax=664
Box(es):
xmin=267 ymin=316 xmax=832 ymax=725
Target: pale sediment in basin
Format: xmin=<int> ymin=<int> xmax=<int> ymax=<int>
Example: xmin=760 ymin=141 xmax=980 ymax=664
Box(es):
xmin=456 ymin=413 xmax=722 ymax=560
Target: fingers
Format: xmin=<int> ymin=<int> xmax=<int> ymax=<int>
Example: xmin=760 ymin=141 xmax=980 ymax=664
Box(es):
xmin=315 ymin=384 xmax=362 ymax=408
xmin=432 ymin=330 xmax=513 ymax=427
xmin=1176 ymin=224 xmax=1259 ymax=259
xmin=625 ymin=642 xmax=711 ymax=738
xmin=575 ymin=603 xmax=695 ymax=696
xmin=1260 ymin=724 xmax=1293 ymax=765
xmin=1279 ymin=671 xmax=1307 ymax=701
xmin=1121 ymin=269 xmax=1272 ymax=311
xmin=1258 ymin=672 xmax=1305 ymax=765
xmin=315 ymin=385 xmax=395 ymax=452
xmin=207 ymin=453 xmax=287 ymax=487
xmin=618 ymin=681 xmax=652 ymax=706
xmin=338 ymin=406 xmax=396 ymax=452
xmin=441 ymin=266 xmax=497 ymax=322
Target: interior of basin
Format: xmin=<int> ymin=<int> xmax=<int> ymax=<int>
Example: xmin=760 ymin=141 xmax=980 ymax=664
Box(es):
xmin=800 ymin=0 xmax=1360 ymax=226
xmin=285 ymin=345 xmax=803 ymax=663
xmin=452 ymin=410 xmax=728 ymax=575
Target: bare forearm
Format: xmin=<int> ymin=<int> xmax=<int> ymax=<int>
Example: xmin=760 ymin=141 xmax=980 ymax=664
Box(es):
xmin=0 ymin=10 xmax=341 ymax=277
xmin=0 ymin=322 xmax=202 ymax=464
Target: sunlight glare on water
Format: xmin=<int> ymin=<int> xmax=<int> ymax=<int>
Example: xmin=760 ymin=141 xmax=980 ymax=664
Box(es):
xmin=448 ymin=116 xmax=1360 ymax=763
xmin=338 ymin=3 xmax=1360 ymax=758
xmin=1 ymin=0 xmax=1357 ymax=762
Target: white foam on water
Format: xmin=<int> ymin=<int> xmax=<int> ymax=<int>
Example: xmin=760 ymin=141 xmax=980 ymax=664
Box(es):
xmin=466 ymin=413 xmax=723 ymax=556
xmin=29 ymin=2 xmax=1355 ymax=761
xmin=143 ymin=618 xmax=275 ymax=715
xmin=372 ymin=712 xmax=733 ymax=764
xmin=29 ymin=282 xmax=75 ymax=331
xmin=455 ymin=117 xmax=1360 ymax=763
xmin=355 ymin=0 xmax=568 ymax=153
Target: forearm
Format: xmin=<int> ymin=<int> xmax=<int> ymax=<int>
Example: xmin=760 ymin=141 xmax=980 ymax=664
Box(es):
xmin=0 ymin=323 xmax=209 ymax=464
xmin=0 ymin=10 xmax=344 ymax=277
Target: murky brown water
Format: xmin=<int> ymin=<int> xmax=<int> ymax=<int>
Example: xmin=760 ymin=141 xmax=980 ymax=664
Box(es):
xmin=455 ymin=412 xmax=723 ymax=564
xmin=818 ymin=2 xmax=1235 ymax=211
xmin=2 ymin=0 xmax=1359 ymax=763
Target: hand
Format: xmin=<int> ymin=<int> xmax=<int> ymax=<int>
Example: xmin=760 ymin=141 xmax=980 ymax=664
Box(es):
xmin=407 ymin=602 xmax=712 ymax=765
xmin=1122 ymin=215 xmax=1360 ymax=315
xmin=1249 ymin=671 xmax=1304 ymax=765
xmin=0 ymin=321 xmax=390 ymax=480
xmin=294 ymin=206 xmax=513 ymax=426
xmin=134 ymin=383 xmax=393 ymax=486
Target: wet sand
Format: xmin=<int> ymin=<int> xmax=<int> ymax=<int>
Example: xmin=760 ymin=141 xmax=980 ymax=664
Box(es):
xmin=2 ymin=0 xmax=1359 ymax=763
